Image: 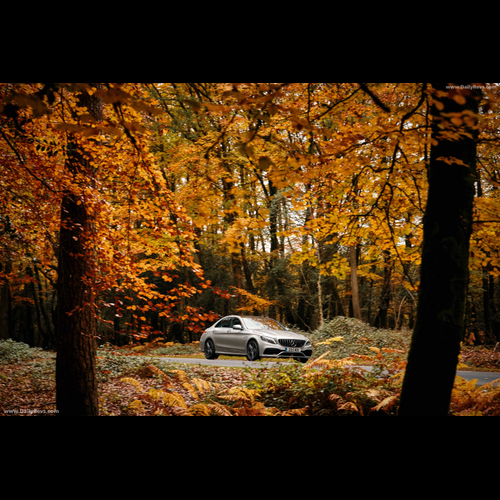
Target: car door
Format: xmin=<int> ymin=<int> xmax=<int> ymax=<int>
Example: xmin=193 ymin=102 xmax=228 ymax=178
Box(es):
xmin=225 ymin=317 xmax=248 ymax=354
xmin=212 ymin=317 xmax=232 ymax=353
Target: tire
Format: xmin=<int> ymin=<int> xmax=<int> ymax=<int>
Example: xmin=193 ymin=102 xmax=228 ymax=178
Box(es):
xmin=295 ymin=357 xmax=308 ymax=363
xmin=246 ymin=340 xmax=260 ymax=361
xmin=204 ymin=339 xmax=219 ymax=360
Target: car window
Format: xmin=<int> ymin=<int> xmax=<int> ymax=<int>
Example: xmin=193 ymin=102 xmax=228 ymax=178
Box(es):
xmin=218 ymin=318 xmax=232 ymax=328
xmin=242 ymin=317 xmax=287 ymax=331
xmin=230 ymin=318 xmax=242 ymax=329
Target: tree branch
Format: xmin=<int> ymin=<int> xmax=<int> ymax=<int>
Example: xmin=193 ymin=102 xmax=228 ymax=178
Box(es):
xmin=357 ymin=83 xmax=391 ymax=112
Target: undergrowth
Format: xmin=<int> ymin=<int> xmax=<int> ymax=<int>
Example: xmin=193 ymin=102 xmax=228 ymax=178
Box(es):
xmin=2 ymin=336 xmax=500 ymax=416
xmin=308 ymin=316 xmax=412 ymax=361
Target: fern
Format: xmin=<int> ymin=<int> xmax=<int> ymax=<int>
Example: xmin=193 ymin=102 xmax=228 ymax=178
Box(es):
xmin=127 ymin=399 xmax=146 ymax=414
xmin=450 ymin=377 xmax=500 ymax=416
xmin=170 ymin=369 xmax=189 ymax=383
xmin=233 ymin=401 xmax=271 ymax=416
xmin=206 ymin=403 xmax=233 ymax=416
xmin=218 ymin=387 xmax=258 ymax=402
xmin=148 ymin=388 xmax=187 ymax=409
xmin=147 ymin=365 xmax=174 ymax=387
xmin=279 ymin=407 xmax=308 ymax=416
xmin=120 ymin=377 xmax=145 ymax=392
xmin=182 ymin=382 xmax=200 ymax=400
xmin=188 ymin=403 xmax=213 ymax=416
xmin=191 ymin=377 xmax=221 ymax=394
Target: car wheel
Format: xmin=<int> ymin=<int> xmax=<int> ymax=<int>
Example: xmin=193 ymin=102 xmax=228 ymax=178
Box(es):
xmin=246 ymin=340 xmax=260 ymax=361
xmin=204 ymin=339 xmax=219 ymax=360
xmin=294 ymin=357 xmax=308 ymax=363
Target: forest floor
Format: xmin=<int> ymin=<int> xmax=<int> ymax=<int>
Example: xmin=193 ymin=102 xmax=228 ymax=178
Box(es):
xmin=2 ymin=317 xmax=500 ymax=416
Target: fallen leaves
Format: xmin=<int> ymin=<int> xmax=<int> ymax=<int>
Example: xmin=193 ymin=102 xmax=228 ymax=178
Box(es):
xmin=3 ymin=339 xmax=500 ymax=416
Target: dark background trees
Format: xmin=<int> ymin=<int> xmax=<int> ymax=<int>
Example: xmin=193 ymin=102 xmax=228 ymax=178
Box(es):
xmin=2 ymin=82 xmax=500 ymax=416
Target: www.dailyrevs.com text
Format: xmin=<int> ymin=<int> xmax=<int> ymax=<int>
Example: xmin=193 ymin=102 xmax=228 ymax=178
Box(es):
xmin=3 ymin=409 xmax=58 ymax=415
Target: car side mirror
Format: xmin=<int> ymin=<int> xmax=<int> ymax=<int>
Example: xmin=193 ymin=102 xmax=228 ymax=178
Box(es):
xmin=233 ymin=324 xmax=243 ymax=330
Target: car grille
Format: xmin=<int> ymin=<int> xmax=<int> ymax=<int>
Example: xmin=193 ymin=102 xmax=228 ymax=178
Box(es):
xmin=278 ymin=339 xmax=306 ymax=348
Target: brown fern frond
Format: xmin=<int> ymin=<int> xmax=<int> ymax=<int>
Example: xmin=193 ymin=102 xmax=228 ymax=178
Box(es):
xmin=120 ymin=377 xmax=145 ymax=393
xmin=218 ymin=387 xmax=258 ymax=402
xmin=188 ymin=403 xmax=213 ymax=416
xmin=233 ymin=402 xmax=270 ymax=416
xmin=207 ymin=403 xmax=233 ymax=416
xmin=191 ymin=377 xmax=221 ymax=394
xmin=127 ymin=399 xmax=146 ymax=414
xmin=147 ymin=365 xmax=174 ymax=389
xmin=170 ymin=369 xmax=189 ymax=383
xmin=370 ymin=395 xmax=399 ymax=414
xmin=280 ymin=407 xmax=308 ymax=416
xmin=182 ymin=382 xmax=200 ymax=400
xmin=148 ymin=388 xmax=187 ymax=409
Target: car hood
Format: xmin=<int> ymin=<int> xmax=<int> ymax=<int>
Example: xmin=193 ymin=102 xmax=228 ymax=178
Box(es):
xmin=249 ymin=329 xmax=307 ymax=340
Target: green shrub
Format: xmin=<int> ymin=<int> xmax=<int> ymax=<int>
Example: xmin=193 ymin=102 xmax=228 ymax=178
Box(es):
xmin=308 ymin=316 xmax=412 ymax=360
xmin=246 ymin=361 xmax=400 ymax=416
xmin=0 ymin=339 xmax=49 ymax=364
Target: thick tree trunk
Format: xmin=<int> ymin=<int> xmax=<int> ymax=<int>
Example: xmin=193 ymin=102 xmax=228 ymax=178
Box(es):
xmin=56 ymin=84 xmax=103 ymax=416
xmin=399 ymin=83 xmax=481 ymax=416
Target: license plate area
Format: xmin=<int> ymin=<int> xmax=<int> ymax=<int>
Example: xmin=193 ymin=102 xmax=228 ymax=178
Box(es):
xmin=285 ymin=347 xmax=301 ymax=353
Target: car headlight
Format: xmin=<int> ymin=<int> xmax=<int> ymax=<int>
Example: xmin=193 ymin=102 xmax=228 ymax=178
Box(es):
xmin=304 ymin=340 xmax=311 ymax=347
xmin=261 ymin=335 xmax=277 ymax=344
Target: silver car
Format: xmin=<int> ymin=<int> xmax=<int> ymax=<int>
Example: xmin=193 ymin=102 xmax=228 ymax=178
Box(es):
xmin=200 ymin=315 xmax=312 ymax=363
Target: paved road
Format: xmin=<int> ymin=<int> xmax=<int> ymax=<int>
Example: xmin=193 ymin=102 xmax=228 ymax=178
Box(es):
xmin=455 ymin=370 xmax=500 ymax=386
xmin=152 ymin=357 xmax=500 ymax=386
xmin=151 ymin=357 xmax=280 ymax=369
xmin=155 ymin=357 xmax=500 ymax=386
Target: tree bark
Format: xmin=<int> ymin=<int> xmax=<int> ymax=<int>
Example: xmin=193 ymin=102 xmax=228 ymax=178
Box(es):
xmin=0 ymin=261 xmax=12 ymax=340
xmin=373 ymin=250 xmax=392 ymax=328
xmin=399 ymin=83 xmax=481 ymax=416
xmin=56 ymin=84 xmax=103 ymax=416
xmin=350 ymin=245 xmax=362 ymax=320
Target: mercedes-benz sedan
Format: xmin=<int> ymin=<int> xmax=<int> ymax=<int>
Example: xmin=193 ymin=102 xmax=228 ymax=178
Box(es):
xmin=200 ymin=315 xmax=312 ymax=363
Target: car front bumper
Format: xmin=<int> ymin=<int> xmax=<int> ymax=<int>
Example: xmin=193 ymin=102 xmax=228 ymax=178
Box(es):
xmin=262 ymin=347 xmax=313 ymax=359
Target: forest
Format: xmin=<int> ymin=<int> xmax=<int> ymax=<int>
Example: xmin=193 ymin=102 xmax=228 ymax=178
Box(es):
xmin=1 ymin=83 xmax=499 ymax=416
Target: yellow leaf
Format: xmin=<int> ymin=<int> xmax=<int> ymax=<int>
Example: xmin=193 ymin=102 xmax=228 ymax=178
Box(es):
xmin=434 ymin=100 xmax=445 ymax=111
xmin=318 ymin=336 xmax=344 ymax=345
xmin=369 ymin=347 xmax=381 ymax=354
xmin=304 ymin=350 xmax=331 ymax=369
xmin=372 ymin=395 xmax=398 ymax=413
xmin=338 ymin=402 xmax=359 ymax=413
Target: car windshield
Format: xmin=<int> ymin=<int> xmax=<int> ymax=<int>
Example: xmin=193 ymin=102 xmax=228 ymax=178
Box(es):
xmin=243 ymin=317 xmax=287 ymax=331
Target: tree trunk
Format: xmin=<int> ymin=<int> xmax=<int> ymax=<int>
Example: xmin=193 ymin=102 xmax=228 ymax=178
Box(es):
xmin=350 ymin=245 xmax=362 ymax=320
xmin=373 ymin=250 xmax=392 ymax=328
xmin=315 ymin=237 xmax=324 ymax=327
xmin=399 ymin=83 xmax=481 ymax=416
xmin=56 ymin=84 xmax=103 ymax=416
xmin=0 ymin=261 xmax=12 ymax=340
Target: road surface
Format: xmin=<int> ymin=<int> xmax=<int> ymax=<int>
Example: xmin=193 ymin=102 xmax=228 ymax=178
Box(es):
xmin=151 ymin=356 xmax=500 ymax=386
